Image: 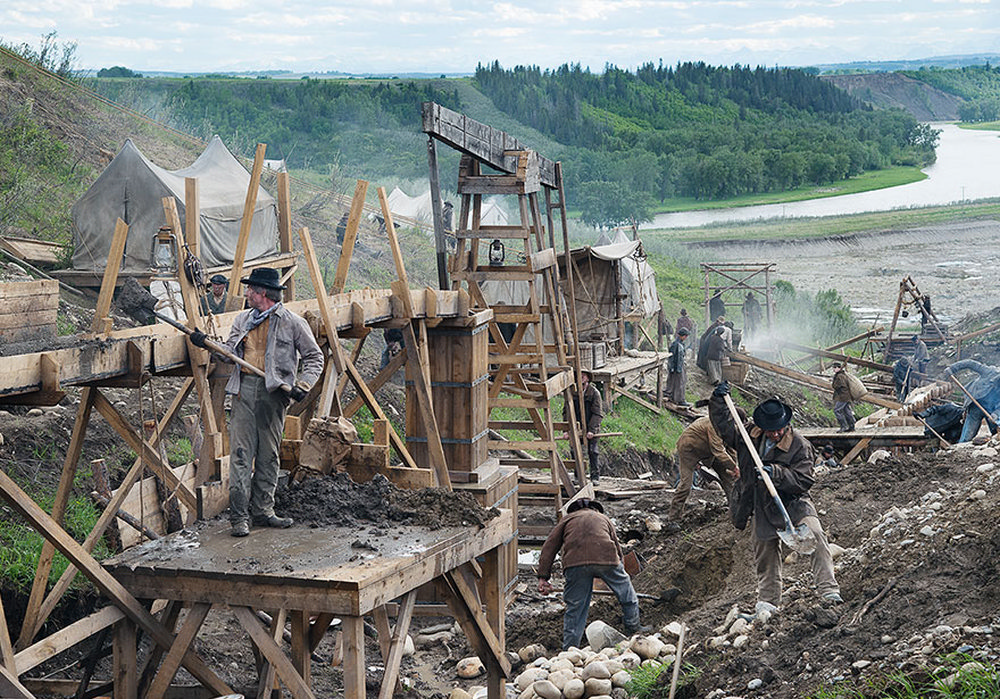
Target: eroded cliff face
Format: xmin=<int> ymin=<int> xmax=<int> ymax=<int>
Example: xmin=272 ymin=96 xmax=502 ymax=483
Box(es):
xmin=822 ymin=72 xmax=964 ymax=121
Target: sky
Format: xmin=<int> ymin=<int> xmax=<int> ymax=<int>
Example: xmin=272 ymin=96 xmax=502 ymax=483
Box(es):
xmin=3 ymin=0 xmax=999 ymax=75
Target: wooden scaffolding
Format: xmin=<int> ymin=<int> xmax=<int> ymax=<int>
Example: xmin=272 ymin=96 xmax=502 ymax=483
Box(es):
xmin=701 ymin=262 xmax=776 ymax=332
xmin=423 ymin=103 xmax=588 ymax=538
xmin=0 ymin=153 xmax=515 ymax=698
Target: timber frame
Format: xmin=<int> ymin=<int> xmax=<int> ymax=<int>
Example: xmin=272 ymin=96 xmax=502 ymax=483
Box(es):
xmin=700 ymin=262 xmax=775 ymax=332
xmin=423 ymin=102 xmax=586 ymax=540
xmin=0 ymin=151 xmax=514 ymax=698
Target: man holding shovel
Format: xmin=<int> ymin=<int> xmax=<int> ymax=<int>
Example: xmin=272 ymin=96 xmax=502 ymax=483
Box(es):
xmin=191 ymin=268 xmax=324 ymax=537
xmin=709 ymin=382 xmax=842 ymax=610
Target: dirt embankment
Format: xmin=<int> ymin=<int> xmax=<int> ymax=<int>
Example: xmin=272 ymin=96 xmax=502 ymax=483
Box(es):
xmin=821 ymin=72 xmax=964 ymax=121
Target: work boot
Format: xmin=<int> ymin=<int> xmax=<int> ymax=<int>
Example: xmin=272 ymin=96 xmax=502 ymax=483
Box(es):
xmin=252 ymin=514 xmax=294 ymax=529
xmin=822 ymin=591 xmax=844 ymax=604
xmin=625 ymin=623 xmax=652 ymax=636
xmin=230 ymin=521 xmax=250 ymax=537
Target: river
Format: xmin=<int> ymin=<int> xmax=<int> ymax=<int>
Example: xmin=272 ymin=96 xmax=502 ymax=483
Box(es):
xmin=643 ymin=124 xmax=1000 ymax=230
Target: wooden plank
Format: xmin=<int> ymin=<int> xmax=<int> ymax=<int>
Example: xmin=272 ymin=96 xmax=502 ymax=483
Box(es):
xmin=0 ymin=663 xmax=33 ymax=699
xmin=290 ymin=610 xmax=311 ymax=689
xmin=226 ymin=142 xmax=267 ymax=311
xmin=93 ymin=218 xmax=129 ymax=336
xmin=15 ymin=606 xmax=124 ymax=675
xmin=344 ymin=461 xmax=434 ymax=490
xmin=92 ymin=390 xmax=198 ymax=511
xmin=331 ymin=180 xmax=370 ymax=295
xmin=277 ymin=172 xmax=296 ymax=302
xmin=377 ymin=591 xmax=416 ymax=699
xmin=442 ymin=567 xmax=511 ymax=677
xmin=146 ymin=603 xmax=212 ymax=699
xmin=402 ymin=322 xmax=451 ymax=488
xmin=0 ymin=594 xmax=14 ymax=671
xmin=0 ymin=237 xmax=62 ymax=265
xmin=0 ymin=470 xmax=233 ymax=697
xmin=232 ymin=606 xmax=316 ymax=699
xmin=776 ymin=340 xmax=892 ymax=373
xmin=299 ymin=226 xmax=343 ymax=417
xmin=23 ymin=380 xmax=194 ymax=646
xmin=342 ymin=616 xmax=366 ymax=699
xmin=731 ymin=350 xmax=903 ymax=410
xmin=841 ymin=437 xmax=873 ymax=466
xmin=113 ymin=618 xmax=137 ymax=699
xmin=256 ymin=607 xmax=286 ymax=699
xmin=611 ymin=385 xmax=663 ymax=415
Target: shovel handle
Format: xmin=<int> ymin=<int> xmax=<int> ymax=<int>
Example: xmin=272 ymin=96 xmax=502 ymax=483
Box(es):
xmin=722 ymin=394 xmax=796 ymax=531
xmin=152 ymin=311 xmax=290 ymax=393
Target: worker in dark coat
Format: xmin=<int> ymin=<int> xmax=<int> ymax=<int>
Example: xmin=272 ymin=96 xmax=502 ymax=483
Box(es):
xmin=942 ymin=359 xmax=1000 ymax=442
xmin=564 ymin=370 xmax=604 ymax=483
xmin=697 ymin=316 xmax=725 ymax=372
xmin=537 ymin=498 xmax=644 ymax=649
xmin=705 ymin=326 xmax=727 ymax=385
xmin=709 ymin=382 xmax=842 ymax=610
xmin=676 ymin=308 xmax=695 ymax=348
xmin=665 ymin=327 xmax=689 ymax=405
xmin=709 ymin=294 xmax=725 ymax=326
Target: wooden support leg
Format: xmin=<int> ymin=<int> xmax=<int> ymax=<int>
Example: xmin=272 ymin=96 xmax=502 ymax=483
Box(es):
xmin=341 ymin=616 xmax=366 ymax=699
xmin=137 ymin=602 xmax=183 ymax=698
xmin=232 ymin=607 xmax=315 ymax=699
xmin=482 ymin=547 xmax=505 ymax=699
xmin=145 ymin=602 xmax=212 ymax=699
xmin=377 ymin=592 xmax=417 ymax=699
xmin=0 ymin=664 xmax=33 ymax=699
xmin=0 ymin=592 xmax=14 ymax=671
xmin=113 ymin=618 xmax=137 ymax=699
xmin=257 ymin=609 xmax=287 ymax=699
xmin=290 ymin=610 xmax=311 ymax=689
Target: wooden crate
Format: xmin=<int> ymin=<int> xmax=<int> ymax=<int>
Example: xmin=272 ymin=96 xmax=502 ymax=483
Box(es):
xmin=592 ymin=341 xmax=607 ymax=369
xmin=577 ymin=341 xmax=594 ymax=371
xmin=722 ymin=362 xmax=749 ymax=384
xmin=0 ymin=280 xmax=58 ymax=343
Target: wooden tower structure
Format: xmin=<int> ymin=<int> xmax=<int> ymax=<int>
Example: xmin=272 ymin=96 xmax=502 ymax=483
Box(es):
xmin=423 ymin=103 xmax=589 ymax=536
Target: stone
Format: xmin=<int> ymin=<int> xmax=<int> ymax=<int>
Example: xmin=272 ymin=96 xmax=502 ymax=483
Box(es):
xmin=403 ymin=634 xmax=415 ymax=656
xmin=919 ymin=525 xmax=935 ymax=537
xmin=563 ymin=678 xmax=586 ymax=699
xmin=881 ymin=635 xmax=894 ymax=644
xmin=532 ymin=680 xmax=561 ymax=699
xmin=584 ymin=677 xmax=613 ymax=696
xmin=976 ymin=463 xmax=995 ymax=473
xmin=617 ymin=651 xmax=641 ymax=669
xmin=549 ymin=658 xmax=575 ymax=673
xmin=415 ymin=630 xmax=454 ymax=648
xmin=728 ymin=617 xmax=749 ymax=637
xmin=586 ymin=621 xmax=626 ymax=651
xmin=611 ymin=689 xmax=628 ymax=699
xmin=27 ymin=408 xmax=44 ymax=417
xmin=581 ymin=660 xmax=612 ymax=680
xmin=518 ymin=687 xmax=536 ymax=699
xmin=829 ymin=543 xmax=847 ymax=559
xmin=661 ymin=621 xmax=684 ymax=638
xmin=644 ymin=513 xmax=662 ymax=532
xmin=458 ymin=657 xmax=485 ymax=679
xmin=851 ymin=660 xmax=871 ymax=672
xmin=450 ymin=689 xmax=473 ymax=699
xmin=515 ymin=668 xmax=549 ymax=691
xmin=658 ymin=644 xmax=676 ymax=657
xmin=970 ymin=489 xmax=987 ymax=500
xmin=709 ymin=636 xmax=728 ymax=649
xmin=519 ymin=644 xmax=547 ymax=664
xmin=547 ymin=669 xmax=575 ymax=691
xmin=747 ymin=678 xmax=764 ymax=690
xmin=611 ymin=670 xmax=631 ymax=688
xmin=867 ymin=449 xmax=891 ymax=464
xmin=724 ymin=604 xmax=741 ymax=627
xmin=732 ymin=635 xmax=749 ymax=649
xmin=630 ymin=636 xmax=665 ymax=660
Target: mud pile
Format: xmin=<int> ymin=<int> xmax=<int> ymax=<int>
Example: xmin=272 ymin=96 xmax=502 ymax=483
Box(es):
xmin=274 ymin=472 xmax=499 ymax=529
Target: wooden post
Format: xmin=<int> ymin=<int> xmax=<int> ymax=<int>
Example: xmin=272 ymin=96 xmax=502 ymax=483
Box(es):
xmin=93 ymin=218 xmax=130 ymax=336
xmin=426 ymin=136 xmax=450 ymax=290
xmin=0 ymin=594 xmax=14 ymax=671
xmin=341 ymin=616 xmax=366 ymax=699
xmin=231 ymin=607 xmax=315 ymax=699
xmin=144 ymin=602 xmax=212 ymax=699
xmin=298 ymin=226 xmax=344 ymax=417
xmin=226 ymin=142 xmax=267 ymax=311
xmin=277 ymin=172 xmax=296 ymax=302
xmin=184 ymin=177 xmax=200 ymax=257
xmin=331 ymin=180 xmax=370 ymax=295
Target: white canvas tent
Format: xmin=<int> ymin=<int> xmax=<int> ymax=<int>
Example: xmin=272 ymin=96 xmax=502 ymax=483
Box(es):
xmin=381 ymin=187 xmax=508 ymax=227
xmin=71 ymin=136 xmax=279 ymax=273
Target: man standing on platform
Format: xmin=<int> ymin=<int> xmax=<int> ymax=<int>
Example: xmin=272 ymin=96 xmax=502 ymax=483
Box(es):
xmin=564 ymin=370 xmax=604 ymax=484
xmin=193 ymin=268 xmax=325 ymax=537
xmin=666 ymin=327 xmax=690 ymax=406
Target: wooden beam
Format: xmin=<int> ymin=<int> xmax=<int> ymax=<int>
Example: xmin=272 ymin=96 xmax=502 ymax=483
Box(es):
xmin=15 ymin=606 xmax=124 ymax=675
xmin=184 ymin=177 xmax=200 ymax=257
xmin=0 ymin=663 xmax=33 ymax=699
xmin=145 ymin=602 xmax=212 ymax=699
xmin=113 ymin=619 xmax=137 ymax=699
xmin=0 ymin=470 xmax=233 ymax=696
xmin=25 ymin=380 xmax=194 ymax=644
xmin=343 ymin=345 xmax=406 ymax=418
xmin=93 ymin=218 xmax=130 ymax=336
xmin=299 ymin=226 xmax=344 ymax=417
xmin=226 ymin=142 xmax=267 ymax=311
xmin=92 ymin=390 xmax=198 ymax=511
xmin=841 ymin=437 xmax=873 ymax=466
xmin=342 ymin=354 xmax=418 ymax=470
xmin=232 ymin=606 xmax=316 ymax=699
xmin=775 ymin=340 xmax=892 ymax=373
xmin=341 ymin=616 xmax=365 ymax=699
xmin=277 ymin=172 xmax=296 ymax=302
xmin=256 ymin=607 xmax=286 ymax=699
xmin=611 ymin=385 xmax=663 ymax=415
xmin=442 ymin=567 xmax=511 ymax=678
xmin=0 ymin=594 xmax=14 ymax=671
xmin=731 ymin=351 xmax=903 ymax=410
xmin=331 ymin=180 xmax=370 ymax=295
xmin=377 ymin=591 xmax=417 ymax=699
xmin=402 ymin=323 xmax=451 ymax=488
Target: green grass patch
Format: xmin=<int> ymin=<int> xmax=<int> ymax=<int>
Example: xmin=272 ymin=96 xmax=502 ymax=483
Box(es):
xmin=958 ymin=120 xmax=1000 ymax=131
xmin=651 ymin=166 xmax=926 ymax=214
xmin=167 ymin=437 xmax=194 ymax=466
xmin=805 ymin=652 xmax=1000 ymax=698
xmin=644 ymin=199 xmax=1000 ymax=244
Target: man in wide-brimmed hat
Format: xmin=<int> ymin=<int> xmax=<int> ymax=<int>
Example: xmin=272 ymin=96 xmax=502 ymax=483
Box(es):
xmin=709 ymin=382 xmax=842 ymax=611
xmin=192 ymin=267 xmax=324 ymax=537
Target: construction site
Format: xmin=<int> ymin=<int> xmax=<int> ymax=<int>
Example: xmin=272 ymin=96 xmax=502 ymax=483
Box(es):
xmin=3 ymin=69 xmax=1000 ymax=699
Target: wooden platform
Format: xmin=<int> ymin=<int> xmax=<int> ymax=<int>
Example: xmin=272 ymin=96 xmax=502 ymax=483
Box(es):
xmin=590 ymin=350 xmax=669 ymax=408
xmin=50 ymin=251 xmax=298 ymax=288
xmin=103 ymin=512 xmax=514 ymax=699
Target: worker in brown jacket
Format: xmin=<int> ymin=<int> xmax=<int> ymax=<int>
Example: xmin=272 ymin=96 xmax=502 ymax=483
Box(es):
xmin=537 ymin=499 xmax=644 ymax=649
xmin=667 ymin=413 xmax=743 ymax=529
xmin=563 ymin=370 xmax=604 ymax=483
xmin=831 ymin=363 xmax=856 ymax=432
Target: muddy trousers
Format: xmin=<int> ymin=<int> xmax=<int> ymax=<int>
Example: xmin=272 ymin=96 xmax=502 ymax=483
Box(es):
xmin=570 ymin=438 xmax=601 ymax=481
xmin=229 ymin=375 xmax=288 ymax=525
xmin=562 ymin=563 xmax=640 ymax=650
xmin=834 ymin=401 xmax=856 ymax=432
xmin=668 ymin=448 xmax=734 ymax=521
xmin=754 ymin=516 xmax=839 ymax=607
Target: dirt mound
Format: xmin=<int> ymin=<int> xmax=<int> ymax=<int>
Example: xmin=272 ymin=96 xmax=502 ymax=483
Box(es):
xmin=274 ymin=472 xmax=499 ymax=529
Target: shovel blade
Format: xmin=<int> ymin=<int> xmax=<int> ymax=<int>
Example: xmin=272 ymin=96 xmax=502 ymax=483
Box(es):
xmin=778 ymin=524 xmax=817 ymax=555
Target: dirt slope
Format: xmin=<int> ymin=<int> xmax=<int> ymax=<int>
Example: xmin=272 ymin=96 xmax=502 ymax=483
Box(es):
xmin=822 ymin=72 xmax=964 ymax=121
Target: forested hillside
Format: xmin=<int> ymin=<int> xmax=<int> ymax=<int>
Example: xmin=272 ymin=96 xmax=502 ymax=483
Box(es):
xmin=474 ymin=61 xmax=938 ymax=219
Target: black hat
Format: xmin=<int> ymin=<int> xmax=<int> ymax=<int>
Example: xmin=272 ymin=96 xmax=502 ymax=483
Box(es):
xmin=752 ymin=398 xmax=793 ymax=431
xmin=210 ymin=274 xmax=227 ymax=285
xmin=822 ymin=444 xmax=835 ymax=455
xmin=567 ymin=498 xmax=604 ymax=514
xmin=241 ymin=267 xmax=286 ymax=290
xmin=677 ymin=327 xmax=690 ymax=336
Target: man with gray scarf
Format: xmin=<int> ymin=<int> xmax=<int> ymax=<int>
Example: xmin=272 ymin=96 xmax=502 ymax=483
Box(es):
xmin=192 ymin=267 xmax=324 ymax=537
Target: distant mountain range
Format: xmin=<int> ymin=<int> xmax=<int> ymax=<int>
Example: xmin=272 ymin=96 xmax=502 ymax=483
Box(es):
xmin=812 ymin=54 xmax=1000 ymax=74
